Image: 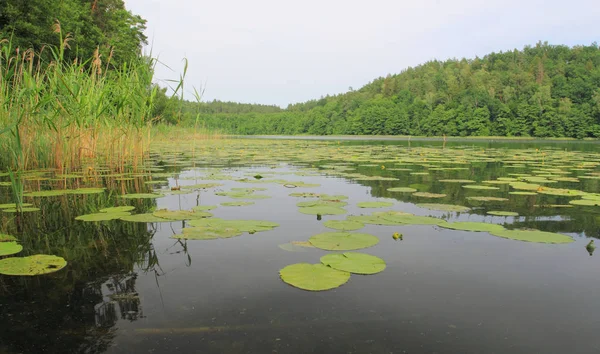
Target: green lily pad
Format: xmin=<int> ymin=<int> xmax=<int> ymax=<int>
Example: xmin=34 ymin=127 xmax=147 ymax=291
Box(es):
xmin=416 ymin=204 xmax=470 ymax=212
xmin=509 ymin=192 xmax=538 ymax=196
xmin=119 ymin=213 xmax=172 ymax=223
xmin=379 ymin=213 xmax=447 ymax=226
xmin=289 ymin=192 xmax=321 ymax=198
xmin=279 ymin=263 xmax=350 ymax=291
xmin=0 ymin=203 xmax=33 ymax=209
xmin=412 ymin=192 xmax=446 ymax=198
xmin=440 ymin=222 xmax=505 ymax=232
xmin=119 ymin=193 xmax=164 ymax=199
xmin=221 ymin=201 xmax=255 ymax=207
xmin=323 ymin=220 xmax=365 ymax=231
xmin=173 ymin=226 xmax=243 ymax=240
xmin=320 ymin=252 xmax=386 ymax=275
xmin=569 ymin=199 xmax=600 ymax=206
xmin=439 ymin=179 xmax=476 ymax=183
xmin=188 ymin=218 xmax=279 ymax=233
xmin=309 ymin=232 xmax=379 ymax=251
xmin=299 ymin=206 xmax=347 ymax=215
xmin=0 ymin=241 xmax=23 ymax=256
xmin=0 ymin=255 xmax=67 ymax=276
xmin=466 ymin=196 xmax=509 ymax=202
xmin=99 ymin=206 xmax=135 ymax=213
xmin=2 ymin=207 xmax=41 ymax=213
xmin=487 ymin=211 xmax=519 ymax=216
xmin=192 ymin=205 xmax=218 ymax=211
xmin=356 ymin=201 xmax=394 ymax=208
xmin=489 ymin=229 xmax=574 ymax=244
xmin=76 ymin=212 xmax=131 ymax=221
xmin=347 ymin=215 xmax=404 ymax=226
xmin=297 ymin=200 xmax=348 ymax=208
xmin=462 ymin=185 xmax=500 ymax=190
xmin=23 ymin=190 xmax=70 ymax=197
xmin=153 ymin=209 xmax=212 ymax=220
xmin=69 ymin=188 xmax=106 ymax=195
xmin=387 ymin=187 xmax=417 ymax=193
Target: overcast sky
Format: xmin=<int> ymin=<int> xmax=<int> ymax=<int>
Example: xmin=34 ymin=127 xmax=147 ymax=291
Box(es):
xmin=125 ymin=0 xmax=599 ymax=107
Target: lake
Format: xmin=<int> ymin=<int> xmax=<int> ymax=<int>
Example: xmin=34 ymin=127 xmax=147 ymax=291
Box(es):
xmin=1 ymin=138 xmax=600 ymax=354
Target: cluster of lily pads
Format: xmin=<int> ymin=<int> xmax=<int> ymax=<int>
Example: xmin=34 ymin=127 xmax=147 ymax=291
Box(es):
xmin=0 ymin=233 xmax=67 ymax=276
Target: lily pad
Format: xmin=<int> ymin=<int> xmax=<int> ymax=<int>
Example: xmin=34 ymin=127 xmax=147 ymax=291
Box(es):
xmin=0 ymin=255 xmax=67 ymax=276
xmin=356 ymin=201 xmax=394 ymax=208
xmin=23 ymin=190 xmax=70 ymax=197
xmin=0 ymin=234 xmax=17 ymax=242
xmin=119 ymin=193 xmax=164 ymax=199
xmin=76 ymin=212 xmax=131 ymax=221
xmin=153 ymin=209 xmax=212 ymax=220
xmin=99 ymin=206 xmax=135 ymax=213
xmin=0 ymin=241 xmax=23 ymax=256
xmin=466 ymin=196 xmax=509 ymax=202
xmin=489 ymin=229 xmax=574 ymax=244
xmin=323 ymin=220 xmax=365 ymax=231
xmin=509 ymin=192 xmax=538 ymax=196
xmin=487 ymin=211 xmax=519 ymax=216
xmin=462 ymin=185 xmax=500 ymax=190
xmin=192 ymin=205 xmax=218 ymax=211
xmin=387 ymin=187 xmax=417 ymax=193
xmin=412 ymin=192 xmax=446 ymax=198
xmin=440 ymin=222 xmax=505 ymax=232
xmin=188 ymin=218 xmax=279 ymax=233
xmin=279 ymin=263 xmax=350 ymax=291
xmin=416 ymin=204 xmax=470 ymax=212
xmin=2 ymin=207 xmax=41 ymax=213
xmin=0 ymin=203 xmax=33 ymax=209
xmin=120 ymin=213 xmax=172 ymax=223
xmin=320 ymin=252 xmax=386 ymax=275
xmin=69 ymin=188 xmax=106 ymax=195
xmin=569 ymin=199 xmax=600 ymax=206
xmin=309 ymin=232 xmax=379 ymax=251
xmin=439 ymin=179 xmax=476 ymax=183
xmin=173 ymin=226 xmax=243 ymax=240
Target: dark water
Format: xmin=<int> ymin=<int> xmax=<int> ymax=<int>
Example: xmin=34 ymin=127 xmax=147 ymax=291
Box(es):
xmin=2 ymin=139 xmax=600 ymax=354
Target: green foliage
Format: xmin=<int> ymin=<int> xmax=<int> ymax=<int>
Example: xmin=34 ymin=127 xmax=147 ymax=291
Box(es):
xmin=177 ymin=42 xmax=600 ymax=138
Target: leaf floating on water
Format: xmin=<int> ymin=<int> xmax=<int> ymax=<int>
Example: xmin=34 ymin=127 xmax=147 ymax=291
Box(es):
xmin=466 ymin=196 xmax=509 ymax=202
xmin=569 ymin=199 xmax=600 ymax=206
xmin=412 ymin=192 xmax=447 ymax=198
xmin=487 ymin=211 xmax=519 ymax=216
xmin=309 ymin=232 xmax=379 ymax=251
xmin=462 ymin=185 xmax=500 ymax=190
xmin=489 ymin=229 xmax=574 ymax=244
xmin=2 ymin=207 xmax=41 ymax=213
xmin=173 ymin=226 xmax=243 ymax=240
xmin=356 ymin=201 xmax=394 ymax=208
xmin=0 ymin=203 xmax=33 ymax=209
xmin=192 ymin=205 xmax=218 ymax=211
xmin=416 ymin=203 xmax=470 ymax=212
xmin=440 ymin=222 xmax=505 ymax=232
xmin=320 ymin=252 xmax=386 ymax=275
xmin=153 ymin=209 xmax=212 ymax=220
xmin=188 ymin=218 xmax=279 ymax=233
xmin=76 ymin=212 xmax=131 ymax=222
xmin=0 ymin=234 xmax=17 ymax=242
xmin=387 ymin=187 xmax=417 ymax=193
xmin=119 ymin=193 xmax=164 ymax=199
xmin=323 ymin=220 xmax=365 ymax=231
xmin=99 ymin=206 xmax=135 ymax=213
xmin=0 ymin=241 xmax=23 ymax=257
xmin=0 ymin=255 xmax=67 ymax=276
xmin=289 ymin=192 xmax=321 ymax=198
xmin=120 ymin=213 xmax=172 ymax=223
xmin=438 ymin=179 xmax=477 ymax=184
xmin=279 ymin=263 xmax=350 ymax=291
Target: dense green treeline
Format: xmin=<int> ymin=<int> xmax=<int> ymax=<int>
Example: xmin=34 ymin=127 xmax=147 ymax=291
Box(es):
xmin=0 ymin=0 xmax=146 ymax=68
xmin=174 ymin=42 xmax=600 ymax=138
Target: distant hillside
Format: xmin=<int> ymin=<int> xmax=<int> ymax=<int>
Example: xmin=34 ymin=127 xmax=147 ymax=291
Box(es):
xmin=175 ymin=42 xmax=600 ymax=138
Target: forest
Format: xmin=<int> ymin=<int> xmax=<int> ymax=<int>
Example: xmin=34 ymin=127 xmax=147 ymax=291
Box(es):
xmin=170 ymin=43 xmax=600 ymax=138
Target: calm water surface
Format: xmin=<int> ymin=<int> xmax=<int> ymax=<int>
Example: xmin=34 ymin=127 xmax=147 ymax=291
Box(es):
xmin=1 ymin=139 xmax=600 ymax=354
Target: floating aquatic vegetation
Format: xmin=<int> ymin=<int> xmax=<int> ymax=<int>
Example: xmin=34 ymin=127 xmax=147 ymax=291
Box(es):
xmin=439 ymin=179 xmax=476 ymax=183
xmin=76 ymin=212 xmax=131 ymax=221
xmin=23 ymin=190 xmax=71 ymax=197
xmin=289 ymin=192 xmax=321 ymax=198
xmin=440 ymin=222 xmax=505 ymax=232
xmin=309 ymin=232 xmax=379 ymax=251
xmin=462 ymin=185 xmax=500 ymax=190
xmin=487 ymin=211 xmax=519 ymax=216
xmin=0 ymin=203 xmax=33 ymax=209
xmin=188 ymin=218 xmax=279 ymax=233
xmin=320 ymin=252 xmax=386 ymax=275
xmin=376 ymin=213 xmax=447 ymax=226
xmin=466 ymin=196 xmax=509 ymax=202
xmin=569 ymin=199 xmax=600 ymax=206
xmin=192 ymin=205 xmax=218 ymax=211
xmin=119 ymin=193 xmax=164 ymax=199
xmin=0 ymin=255 xmax=67 ymax=276
xmin=69 ymin=188 xmax=106 ymax=195
xmin=412 ymin=192 xmax=446 ymax=198
xmin=279 ymin=263 xmax=350 ymax=291
xmin=323 ymin=220 xmax=365 ymax=231
xmin=509 ymin=182 xmax=540 ymax=191
xmin=297 ymin=200 xmax=348 ymax=208
xmin=120 ymin=213 xmax=171 ymax=223
xmin=99 ymin=206 xmax=136 ymax=213
xmin=536 ymin=188 xmax=586 ymax=197
xmin=509 ymin=192 xmax=538 ymax=196
xmin=216 ymin=191 xmax=270 ymax=199
xmin=173 ymin=226 xmax=243 ymax=240
xmin=153 ymin=209 xmax=212 ymax=220
xmin=2 ymin=207 xmax=41 ymax=213
xmin=416 ymin=203 xmax=470 ymax=212
xmin=356 ymin=201 xmax=394 ymax=208
xmin=489 ymin=229 xmax=574 ymax=244
xmin=0 ymin=240 xmax=22 ymax=256
xmin=387 ymin=187 xmax=417 ymax=193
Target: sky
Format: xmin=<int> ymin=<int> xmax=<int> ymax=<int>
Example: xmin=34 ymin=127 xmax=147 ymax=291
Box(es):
xmin=125 ymin=0 xmax=600 ymax=107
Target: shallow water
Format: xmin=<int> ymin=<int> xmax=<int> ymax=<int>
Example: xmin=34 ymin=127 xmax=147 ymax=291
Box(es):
xmin=1 ymin=138 xmax=600 ymax=354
